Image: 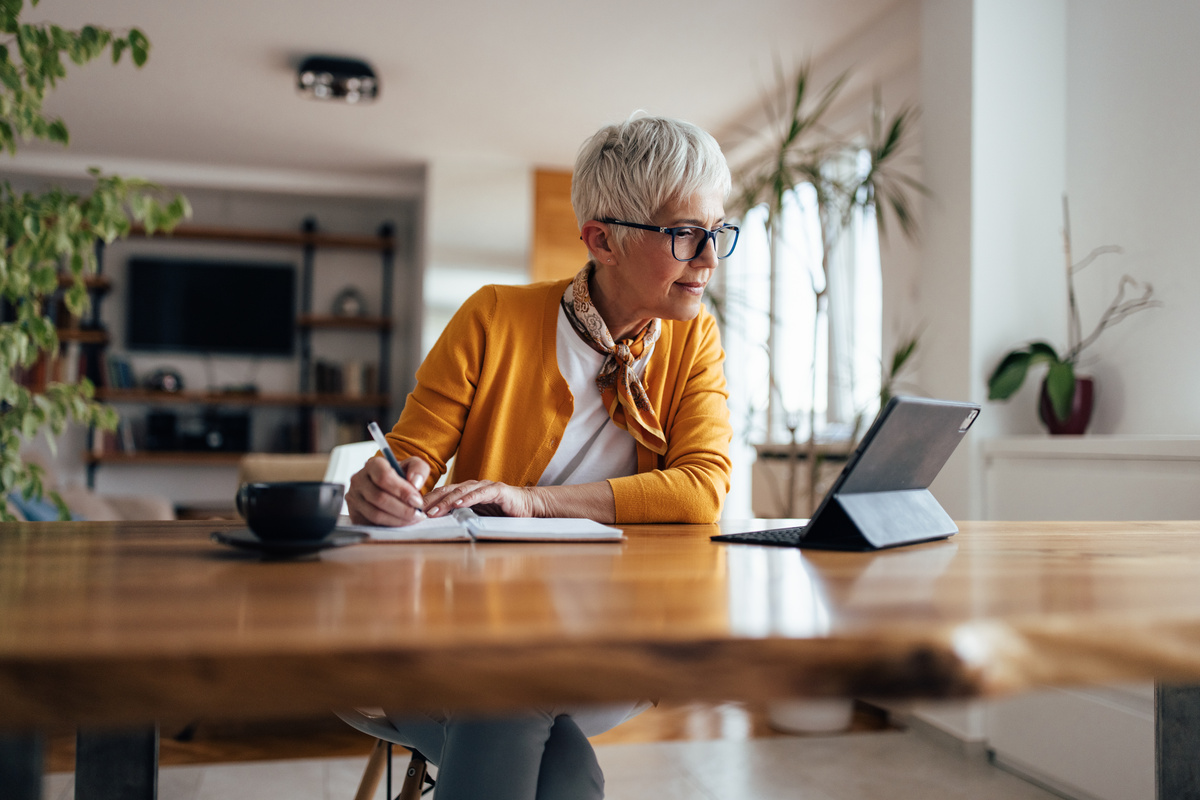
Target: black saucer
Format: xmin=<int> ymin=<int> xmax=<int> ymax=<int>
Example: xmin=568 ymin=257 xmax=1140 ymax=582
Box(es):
xmin=211 ymin=528 xmax=366 ymax=557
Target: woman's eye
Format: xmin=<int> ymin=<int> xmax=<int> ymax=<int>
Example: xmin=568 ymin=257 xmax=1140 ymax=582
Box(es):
xmin=674 ymin=228 xmax=699 ymax=240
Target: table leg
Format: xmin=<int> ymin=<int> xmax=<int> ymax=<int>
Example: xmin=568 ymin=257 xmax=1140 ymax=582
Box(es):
xmin=0 ymin=732 xmax=43 ymax=800
xmin=75 ymin=726 xmax=158 ymax=800
xmin=1157 ymin=683 xmax=1200 ymax=799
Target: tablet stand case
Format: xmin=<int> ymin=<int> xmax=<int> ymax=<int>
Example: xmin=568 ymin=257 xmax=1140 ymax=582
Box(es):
xmin=797 ymin=488 xmax=958 ymax=551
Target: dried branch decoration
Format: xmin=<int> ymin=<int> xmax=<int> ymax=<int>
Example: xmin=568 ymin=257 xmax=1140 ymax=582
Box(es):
xmin=1063 ymin=196 xmax=1161 ymax=362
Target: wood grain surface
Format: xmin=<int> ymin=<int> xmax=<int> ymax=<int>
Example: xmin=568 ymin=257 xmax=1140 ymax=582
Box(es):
xmin=3 ymin=519 xmax=1200 ymax=729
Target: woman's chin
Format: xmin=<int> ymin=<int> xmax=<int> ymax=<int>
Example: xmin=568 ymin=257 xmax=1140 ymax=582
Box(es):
xmin=661 ymin=297 xmax=704 ymax=322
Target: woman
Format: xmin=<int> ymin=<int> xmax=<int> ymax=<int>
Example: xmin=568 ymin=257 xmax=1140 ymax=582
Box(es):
xmin=345 ymin=115 xmax=736 ymax=800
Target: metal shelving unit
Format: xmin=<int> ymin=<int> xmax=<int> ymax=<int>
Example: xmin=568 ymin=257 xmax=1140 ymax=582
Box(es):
xmin=86 ymin=218 xmax=396 ymax=486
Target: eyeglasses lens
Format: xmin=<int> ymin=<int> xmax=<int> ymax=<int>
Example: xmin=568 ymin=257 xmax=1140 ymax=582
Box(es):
xmin=713 ymin=227 xmax=737 ymax=258
xmin=671 ymin=226 xmax=739 ymax=261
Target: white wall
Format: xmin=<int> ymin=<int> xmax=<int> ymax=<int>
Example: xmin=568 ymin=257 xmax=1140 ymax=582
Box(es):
xmin=1065 ymin=1 xmax=1200 ymax=436
xmin=917 ymin=0 xmax=1067 ymax=519
xmin=423 ymin=157 xmax=532 ymax=352
xmin=971 ymin=0 xmax=1067 ymax=435
xmin=916 ymin=0 xmax=976 ymax=520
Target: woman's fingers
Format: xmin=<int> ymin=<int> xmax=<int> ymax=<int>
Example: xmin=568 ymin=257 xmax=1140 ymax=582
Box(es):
xmin=346 ymin=467 xmax=412 ymax=525
xmin=424 ymin=481 xmax=491 ymax=516
xmin=424 ymin=481 xmax=532 ymax=517
xmin=345 ymin=457 xmax=430 ymax=526
xmin=371 ymin=456 xmax=427 ymax=512
xmin=399 ymin=456 xmax=431 ymax=494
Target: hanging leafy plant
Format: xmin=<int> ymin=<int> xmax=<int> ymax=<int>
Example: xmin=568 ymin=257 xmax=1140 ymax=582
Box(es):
xmin=1 ymin=0 xmax=190 ymax=521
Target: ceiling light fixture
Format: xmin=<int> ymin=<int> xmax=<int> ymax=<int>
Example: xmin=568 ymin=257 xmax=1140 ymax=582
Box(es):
xmin=296 ymin=56 xmax=379 ymax=104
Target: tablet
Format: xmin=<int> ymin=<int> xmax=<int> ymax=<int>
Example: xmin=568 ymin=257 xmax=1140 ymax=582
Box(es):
xmin=711 ymin=396 xmax=980 ymax=551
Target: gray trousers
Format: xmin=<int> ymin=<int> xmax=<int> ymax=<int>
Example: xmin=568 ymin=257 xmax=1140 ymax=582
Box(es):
xmin=383 ymin=710 xmax=604 ymax=800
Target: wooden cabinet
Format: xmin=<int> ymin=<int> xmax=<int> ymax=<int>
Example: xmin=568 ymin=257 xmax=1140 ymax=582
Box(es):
xmin=975 ymin=435 xmax=1200 ymax=800
xmin=531 ymin=169 xmax=589 ymax=282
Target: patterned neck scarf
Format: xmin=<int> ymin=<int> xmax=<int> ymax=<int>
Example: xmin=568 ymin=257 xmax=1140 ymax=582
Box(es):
xmin=561 ymin=265 xmax=667 ymax=455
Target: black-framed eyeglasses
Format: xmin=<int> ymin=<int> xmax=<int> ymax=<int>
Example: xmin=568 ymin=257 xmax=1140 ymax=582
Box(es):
xmin=600 ymin=218 xmax=740 ymax=262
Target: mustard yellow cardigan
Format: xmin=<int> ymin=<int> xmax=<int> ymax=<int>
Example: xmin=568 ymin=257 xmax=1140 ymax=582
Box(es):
xmin=385 ymin=278 xmax=733 ymax=523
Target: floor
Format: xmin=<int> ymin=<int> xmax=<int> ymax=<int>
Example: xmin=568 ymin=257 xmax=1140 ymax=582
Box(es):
xmin=40 ymin=704 xmax=1061 ymax=800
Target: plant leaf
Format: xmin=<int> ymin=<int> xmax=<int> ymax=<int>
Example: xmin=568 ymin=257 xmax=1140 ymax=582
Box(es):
xmin=988 ymin=350 xmax=1031 ymax=400
xmin=1045 ymin=361 xmax=1076 ymax=422
xmin=890 ymin=335 xmax=918 ymax=377
xmin=1027 ymin=341 xmax=1061 ymax=364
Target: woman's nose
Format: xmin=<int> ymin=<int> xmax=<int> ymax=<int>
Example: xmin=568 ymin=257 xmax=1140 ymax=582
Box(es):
xmin=693 ymin=234 xmax=720 ymax=267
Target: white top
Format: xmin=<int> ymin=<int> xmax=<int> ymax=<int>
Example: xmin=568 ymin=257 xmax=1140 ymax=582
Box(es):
xmin=539 ymin=302 xmax=655 ymax=735
xmin=537 ymin=305 xmax=650 ymax=487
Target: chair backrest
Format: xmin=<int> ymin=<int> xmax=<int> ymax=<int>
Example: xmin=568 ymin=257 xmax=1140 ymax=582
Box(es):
xmin=238 ymin=453 xmax=329 ymax=486
xmin=323 ymin=440 xmax=381 ymax=515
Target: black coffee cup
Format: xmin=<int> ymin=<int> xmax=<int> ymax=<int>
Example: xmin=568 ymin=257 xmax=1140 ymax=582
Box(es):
xmin=236 ymin=481 xmax=344 ymax=541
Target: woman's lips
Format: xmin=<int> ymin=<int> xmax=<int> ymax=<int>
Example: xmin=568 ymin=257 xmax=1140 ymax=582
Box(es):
xmin=675 ymin=281 xmax=707 ymax=296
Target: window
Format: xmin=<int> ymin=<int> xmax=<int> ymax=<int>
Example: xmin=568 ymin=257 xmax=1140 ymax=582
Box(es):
xmin=713 ymin=153 xmax=883 ymax=518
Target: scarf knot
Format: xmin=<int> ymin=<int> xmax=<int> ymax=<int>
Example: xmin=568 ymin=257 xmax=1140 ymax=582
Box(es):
xmin=561 ymin=266 xmax=667 ymax=455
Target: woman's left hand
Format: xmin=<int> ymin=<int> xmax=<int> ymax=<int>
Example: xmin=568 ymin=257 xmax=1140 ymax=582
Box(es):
xmin=423 ymin=480 xmax=541 ymax=518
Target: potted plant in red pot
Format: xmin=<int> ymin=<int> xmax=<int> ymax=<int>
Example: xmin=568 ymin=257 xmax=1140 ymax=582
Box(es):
xmin=987 ymin=197 xmax=1160 ymax=434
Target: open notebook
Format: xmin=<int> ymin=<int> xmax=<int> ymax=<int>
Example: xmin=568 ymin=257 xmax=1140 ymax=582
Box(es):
xmin=337 ymin=507 xmax=624 ymax=543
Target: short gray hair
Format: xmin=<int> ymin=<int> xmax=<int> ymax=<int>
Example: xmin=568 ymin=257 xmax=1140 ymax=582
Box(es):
xmin=572 ymin=115 xmax=731 ymax=254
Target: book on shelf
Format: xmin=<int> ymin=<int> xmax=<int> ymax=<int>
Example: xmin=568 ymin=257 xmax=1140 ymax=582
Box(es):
xmin=62 ymin=341 xmax=82 ymax=384
xmin=313 ymin=359 xmax=377 ymax=397
xmin=104 ymin=354 xmax=136 ymax=389
xmin=310 ymin=409 xmax=369 ymax=453
xmin=313 ymin=360 xmax=343 ymax=394
xmin=89 ymin=420 xmax=138 ymax=456
xmin=344 ymin=360 xmax=363 ymax=398
xmin=10 ymin=352 xmax=47 ymax=393
xmin=89 ymin=427 xmax=119 ymax=456
xmin=119 ymin=419 xmax=136 ymax=453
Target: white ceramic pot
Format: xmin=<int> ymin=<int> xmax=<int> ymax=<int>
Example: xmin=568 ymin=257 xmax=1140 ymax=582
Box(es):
xmin=766 ymin=699 xmax=855 ymax=734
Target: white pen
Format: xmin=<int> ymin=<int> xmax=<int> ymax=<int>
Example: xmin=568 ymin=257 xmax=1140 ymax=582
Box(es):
xmin=368 ymin=421 xmax=424 ymax=516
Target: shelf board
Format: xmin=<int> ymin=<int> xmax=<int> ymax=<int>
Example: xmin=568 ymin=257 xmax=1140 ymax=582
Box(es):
xmin=85 ymin=451 xmax=246 ymax=467
xmin=297 ymin=314 xmax=392 ymax=331
xmin=57 ymin=329 xmax=109 ymax=345
xmin=96 ymin=389 xmax=390 ymax=408
xmin=303 ymin=393 xmax=391 ymax=408
xmin=57 ymin=274 xmax=112 ymax=292
xmin=129 ymin=223 xmax=395 ymax=252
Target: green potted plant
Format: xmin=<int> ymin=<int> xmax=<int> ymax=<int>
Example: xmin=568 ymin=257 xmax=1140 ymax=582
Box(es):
xmin=987 ymin=196 xmax=1160 ymax=434
xmin=1 ymin=0 xmax=189 ymax=521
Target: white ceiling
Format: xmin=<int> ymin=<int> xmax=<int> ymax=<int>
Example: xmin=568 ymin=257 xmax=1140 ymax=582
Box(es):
xmin=18 ymin=0 xmax=901 ymax=179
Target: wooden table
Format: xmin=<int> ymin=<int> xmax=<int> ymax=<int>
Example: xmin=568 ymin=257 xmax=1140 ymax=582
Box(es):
xmin=5 ymin=519 xmax=1200 ymax=797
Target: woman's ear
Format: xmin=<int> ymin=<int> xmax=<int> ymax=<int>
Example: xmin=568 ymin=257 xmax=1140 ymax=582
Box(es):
xmin=580 ymin=220 xmax=617 ymax=265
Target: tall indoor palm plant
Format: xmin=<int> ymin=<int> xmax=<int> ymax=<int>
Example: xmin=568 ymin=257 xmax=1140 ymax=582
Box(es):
xmin=731 ymin=63 xmax=926 ymax=515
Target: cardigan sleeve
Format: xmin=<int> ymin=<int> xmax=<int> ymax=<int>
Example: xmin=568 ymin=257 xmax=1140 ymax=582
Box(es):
xmin=607 ymin=312 xmax=733 ymax=524
xmin=384 ymin=286 xmax=496 ymax=492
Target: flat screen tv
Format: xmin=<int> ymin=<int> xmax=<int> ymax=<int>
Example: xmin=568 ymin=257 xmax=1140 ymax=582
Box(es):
xmin=126 ymin=257 xmax=296 ymax=356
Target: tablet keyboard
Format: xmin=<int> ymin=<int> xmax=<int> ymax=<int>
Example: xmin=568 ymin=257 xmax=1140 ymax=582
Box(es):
xmin=710 ymin=526 xmax=807 ymax=546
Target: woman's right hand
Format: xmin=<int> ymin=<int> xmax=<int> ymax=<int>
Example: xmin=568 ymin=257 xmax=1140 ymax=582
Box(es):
xmin=345 ymin=455 xmax=431 ymax=526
